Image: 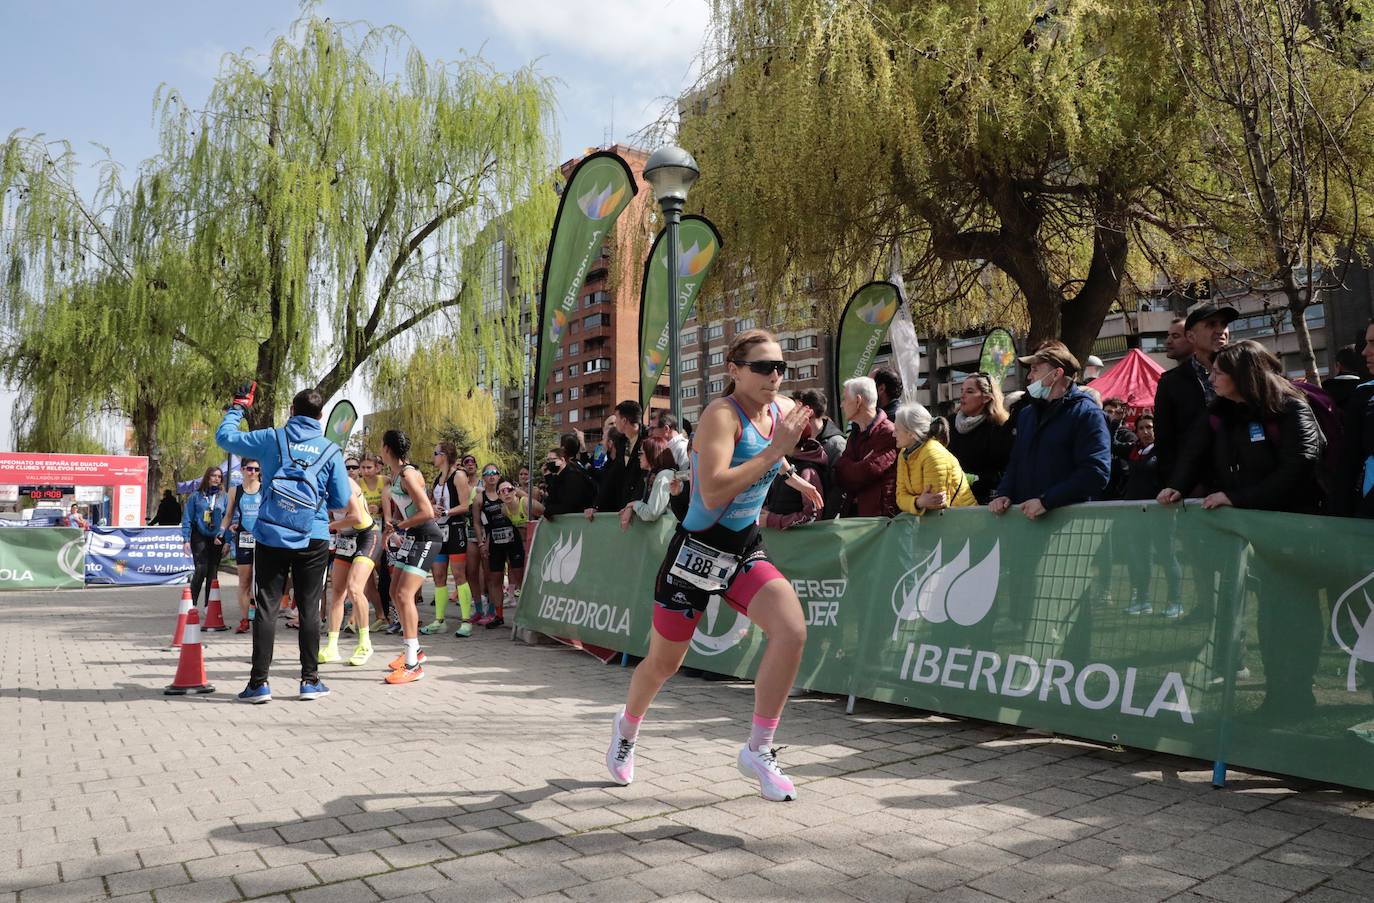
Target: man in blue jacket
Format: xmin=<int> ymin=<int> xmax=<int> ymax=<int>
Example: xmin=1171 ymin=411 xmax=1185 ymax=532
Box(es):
xmin=990 ymin=341 xmax=1111 ymax=519
xmin=216 ymin=386 xmax=351 ymax=704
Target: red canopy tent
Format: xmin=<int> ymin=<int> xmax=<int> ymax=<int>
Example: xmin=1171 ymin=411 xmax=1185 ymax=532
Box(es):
xmin=1088 ymin=348 xmax=1165 ymax=410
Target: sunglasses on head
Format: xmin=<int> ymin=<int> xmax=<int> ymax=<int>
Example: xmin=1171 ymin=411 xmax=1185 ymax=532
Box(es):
xmin=731 ymin=359 xmax=787 ymax=376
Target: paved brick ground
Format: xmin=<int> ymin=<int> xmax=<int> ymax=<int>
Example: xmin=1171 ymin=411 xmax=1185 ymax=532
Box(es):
xmin=3 ymin=578 xmax=1373 ymax=902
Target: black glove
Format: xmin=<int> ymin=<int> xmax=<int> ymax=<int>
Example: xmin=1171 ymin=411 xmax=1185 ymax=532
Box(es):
xmin=231 ymin=380 xmax=257 ymax=410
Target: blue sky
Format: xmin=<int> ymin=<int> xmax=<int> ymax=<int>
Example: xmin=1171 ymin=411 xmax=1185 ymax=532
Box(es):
xmin=0 ymin=0 xmax=711 ymax=451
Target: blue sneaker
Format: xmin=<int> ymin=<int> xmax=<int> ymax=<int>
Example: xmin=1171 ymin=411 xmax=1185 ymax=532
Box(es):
xmin=299 ymin=679 xmax=331 ymax=701
xmin=237 ymin=683 xmax=271 ymax=704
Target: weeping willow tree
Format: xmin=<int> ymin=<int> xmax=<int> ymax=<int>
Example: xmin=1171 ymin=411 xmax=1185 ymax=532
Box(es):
xmin=682 ymin=0 xmax=1197 ymax=360
xmin=367 ymin=345 xmax=502 ymax=474
xmin=1158 ymin=0 xmax=1374 ymax=383
xmin=150 ymin=9 xmax=557 ymax=427
xmin=0 ymin=141 xmax=247 ymax=511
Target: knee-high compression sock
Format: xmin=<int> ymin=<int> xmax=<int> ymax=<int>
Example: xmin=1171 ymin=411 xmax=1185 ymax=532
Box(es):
xmin=457 ymin=583 xmax=474 ymax=620
xmin=749 ymin=714 xmax=780 ymax=752
xmin=434 ymin=586 xmax=449 ymax=622
xmin=620 ymin=710 xmax=644 ymax=742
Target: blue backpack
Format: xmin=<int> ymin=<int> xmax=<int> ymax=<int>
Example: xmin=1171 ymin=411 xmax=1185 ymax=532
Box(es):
xmin=257 ymin=429 xmax=341 ymax=548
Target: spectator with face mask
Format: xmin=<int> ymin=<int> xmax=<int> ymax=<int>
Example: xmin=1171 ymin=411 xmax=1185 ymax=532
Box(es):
xmin=989 ymin=342 xmax=1111 ymax=520
xmin=588 ymin=401 xmax=646 ymax=518
xmin=544 ymin=433 xmax=598 ymax=517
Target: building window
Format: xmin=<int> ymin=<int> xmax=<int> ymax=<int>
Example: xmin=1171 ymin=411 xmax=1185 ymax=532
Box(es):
xmin=736 ymin=317 xmax=756 ymax=331
xmin=708 ymin=379 xmax=724 ymax=394
xmin=796 ymin=335 xmax=817 ymax=351
xmin=569 ymin=386 xmax=580 ymax=400
xmin=554 ymin=368 xmax=563 ymax=383
xmin=782 ymin=338 xmax=796 ymax=351
xmin=568 ymin=409 xmax=579 ymax=423
xmin=555 ymin=347 xmax=563 ymax=360
xmin=568 ymin=342 xmax=580 ymax=356
xmin=707 ymin=324 xmax=725 ymax=340
xmin=584 ymin=313 xmax=608 ymax=329
xmin=708 ymin=351 xmax=724 ymax=366
xmin=552 ymin=412 xmax=562 ymax=426
xmin=681 ymin=330 xmax=697 ymax=345
xmin=570 ymin=319 xmax=580 ymax=334
xmin=553 ymin=391 xmax=563 ymax=404
xmin=681 ymin=357 xmax=698 ymax=372
xmin=683 ymin=385 xmax=699 ymax=399
xmin=568 ymin=363 xmax=580 ymax=377
xmin=796 ymin=365 xmax=816 ymax=380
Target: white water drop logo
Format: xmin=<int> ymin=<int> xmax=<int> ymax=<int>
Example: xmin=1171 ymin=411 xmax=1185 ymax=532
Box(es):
xmin=890 ymin=541 xmax=1000 ymax=640
xmin=689 ymin=596 xmax=752 ymax=657
xmin=539 ymin=533 xmax=583 ymax=586
xmin=1332 ymin=571 xmax=1374 ymax=692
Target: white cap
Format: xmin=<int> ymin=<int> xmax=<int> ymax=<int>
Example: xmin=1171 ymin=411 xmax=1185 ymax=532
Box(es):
xmin=1086 ymin=355 xmax=1104 ymax=368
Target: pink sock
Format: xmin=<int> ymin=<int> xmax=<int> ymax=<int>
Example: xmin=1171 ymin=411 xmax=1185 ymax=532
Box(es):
xmin=749 ymin=714 xmax=780 ymax=752
xmin=620 ymin=710 xmax=644 ymax=742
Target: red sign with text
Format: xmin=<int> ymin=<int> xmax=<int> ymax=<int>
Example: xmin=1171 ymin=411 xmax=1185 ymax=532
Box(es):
xmin=0 ymin=454 xmax=147 ymax=526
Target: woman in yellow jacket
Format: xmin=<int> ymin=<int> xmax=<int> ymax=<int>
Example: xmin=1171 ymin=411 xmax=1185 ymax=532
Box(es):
xmin=894 ymin=402 xmax=977 ymax=514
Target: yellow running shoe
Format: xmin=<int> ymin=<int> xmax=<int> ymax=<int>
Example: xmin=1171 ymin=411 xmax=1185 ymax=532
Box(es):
xmin=384 ymin=663 xmax=424 ymax=684
xmin=347 ymin=644 xmax=373 ymax=667
xmin=317 ymin=646 xmax=341 ymax=664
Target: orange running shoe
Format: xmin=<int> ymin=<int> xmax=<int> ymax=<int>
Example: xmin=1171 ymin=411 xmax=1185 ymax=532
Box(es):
xmin=385 ymin=663 xmax=424 ymax=684
xmin=386 ymin=650 xmax=427 ymax=671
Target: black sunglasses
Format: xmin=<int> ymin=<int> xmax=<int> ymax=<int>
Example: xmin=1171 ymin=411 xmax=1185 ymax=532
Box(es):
xmin=731 ymin=359 xmax=787 ymax=376
xmin=345 ymin=464 xmax=359 ymax=471
xmin=244 ymin=466 xmax=261 ymax=472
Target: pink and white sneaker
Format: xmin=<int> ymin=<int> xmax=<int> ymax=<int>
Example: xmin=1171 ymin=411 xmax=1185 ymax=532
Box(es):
xmin=737 ymin=744 xmax=796 ymax=801
xmin=605 ymin=713 xmax=636 ymax=786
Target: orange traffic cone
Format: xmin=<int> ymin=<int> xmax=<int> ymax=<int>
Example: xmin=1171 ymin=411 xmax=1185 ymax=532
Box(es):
xmin=168 ymin=586 xmax=192 ymax=650
xmin=164 ymin=607 xmax=215 ymax=695
xmin=204 ymin=579 xmax=228 ymax=632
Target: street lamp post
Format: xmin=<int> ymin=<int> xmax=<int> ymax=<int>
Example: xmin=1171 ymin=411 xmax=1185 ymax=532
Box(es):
xmin=643 ymin=146 xmax=700 ymax=425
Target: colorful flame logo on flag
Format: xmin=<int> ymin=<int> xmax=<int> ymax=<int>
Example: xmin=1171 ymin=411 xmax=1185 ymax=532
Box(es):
xmin=856 ymin=296 xmax=897 ymax=326
xmin=550 ymin=309 xmax=568 ymax=341
xmin=662 ymin=241 xmax=716 ymax=278
xmin=645 ymin=349 xmax=664 ymax=376
xmin=577 ymin=183 xmax=627 ymax=221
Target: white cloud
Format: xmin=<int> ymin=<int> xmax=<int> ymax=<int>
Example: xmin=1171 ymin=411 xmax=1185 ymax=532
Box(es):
xmin=472 ymin=0 xmax=710 ymax=74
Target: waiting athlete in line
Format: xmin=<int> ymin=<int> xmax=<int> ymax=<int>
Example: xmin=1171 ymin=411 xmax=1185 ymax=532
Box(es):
xmin=380 ymin=430 xmax=441 ymax=684
xmin=423 ymin=441 xmax=476 ymax=638
xmin=320 ymin=464 xmax=380 ymax=667
xmin=606 ymin=329 xmax=821 ymax=801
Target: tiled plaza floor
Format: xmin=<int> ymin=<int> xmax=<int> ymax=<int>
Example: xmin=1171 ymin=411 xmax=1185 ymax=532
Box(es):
xmin=2 ymin=579 xmax=1372 ymax=902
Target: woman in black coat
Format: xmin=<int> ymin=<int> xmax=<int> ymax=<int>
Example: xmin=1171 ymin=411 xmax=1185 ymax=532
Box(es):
xmin=946 ymin=373 xmax=1014 ymax=505
xmin=1158 ymin=340 xmax=1324 ymax=718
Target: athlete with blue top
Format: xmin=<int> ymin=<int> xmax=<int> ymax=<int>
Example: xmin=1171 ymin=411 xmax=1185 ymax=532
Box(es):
xmin=216 ymin=385 xmax=352 ymax=704
xmin=605 ymin=329 xmax=822 ymax=801
xmin=221 ymin=459 xmax=263 ymax=634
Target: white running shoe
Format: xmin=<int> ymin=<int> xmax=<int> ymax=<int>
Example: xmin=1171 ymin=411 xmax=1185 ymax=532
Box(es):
xmin=737 ymin=744 xmax=796 ymax=802
xmin=605 ymin=713 xmax=636 ymax=786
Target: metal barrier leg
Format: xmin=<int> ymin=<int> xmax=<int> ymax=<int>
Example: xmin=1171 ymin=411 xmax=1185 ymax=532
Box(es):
xmin=1212 ymin=761 xmax=1227 ymax=788
xmin=620 ymin=651 xmax=629 ymax=667
xmin=845 ymin=694 xmax=856 ymax=715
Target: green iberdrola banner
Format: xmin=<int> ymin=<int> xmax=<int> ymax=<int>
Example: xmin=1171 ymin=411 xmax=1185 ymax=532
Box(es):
xmin=0 ymin=527 xmax=86 ymax=590
xmin=833 ymin=281 xmax=900 ymax=405
xmin=518 ymin=507 xmax=1374 ymax=794
xmin=323 ymin=399 xmax=358 ymax=448
xmin=637 ymin=216 xmax=723 ymax=411
xmin=978 ymin=328 xmax=1018 ymax=384
xmin=533 ymin=152 xmax=637 ymax=414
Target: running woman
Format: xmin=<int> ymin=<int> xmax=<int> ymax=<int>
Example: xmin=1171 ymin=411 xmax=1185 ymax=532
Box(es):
xmin=423 ymin=441 xmax=476 ymax=638
xmin=320 ymin=465 xmax=380 ymax=666
xmin=606 ymin=329 xmax=820 ymax=801
xmin=357 ymin=454 xmax=393 ymax=631
xmin=221 ymin=459 xmax=263 ymax=633
xmin=472 ymin=465 xmax=523 ymax=629
xmin=380 ymin=430 xmax=441 ymax=684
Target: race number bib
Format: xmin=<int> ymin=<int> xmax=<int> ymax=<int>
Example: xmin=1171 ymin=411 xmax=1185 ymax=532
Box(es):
xmin=668 ymin=536 xmax=741 ymax=593
xmin=490 ymin=526 xmax=515 ymax=544
xmin=237 ymin=532 xmax=256 ymax=550
xmin=335 ymin=534 xmax=358 ymax=557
